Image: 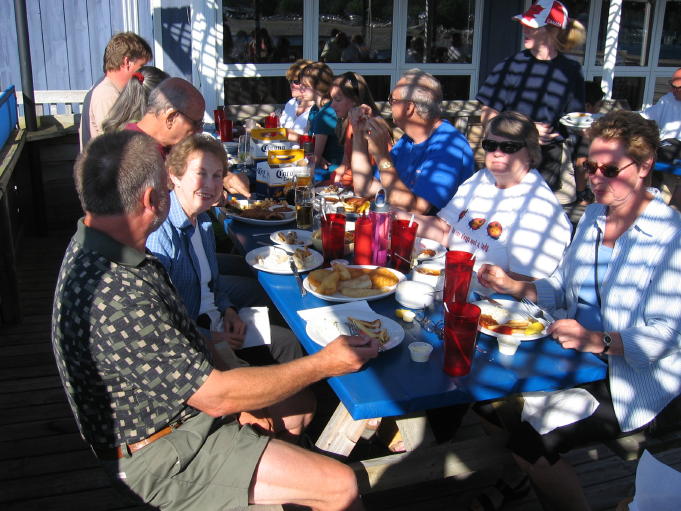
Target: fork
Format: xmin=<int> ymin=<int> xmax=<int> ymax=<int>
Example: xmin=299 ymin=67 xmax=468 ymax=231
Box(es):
xmin=520 ymin=297 xmax=554 ymax=324
xmin=345 ymin=320 xmax=384 ymax=351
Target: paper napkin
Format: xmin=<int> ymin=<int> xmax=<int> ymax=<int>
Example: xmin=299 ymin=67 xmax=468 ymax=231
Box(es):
xmin=521 ymin=388 xmax=600 ymax=435
xmin=239 ymin=306 xmax=271 ymax=348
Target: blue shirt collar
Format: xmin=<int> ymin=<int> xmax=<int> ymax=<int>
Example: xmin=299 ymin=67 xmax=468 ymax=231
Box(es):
xmin=168 ymin=190 xmax=196 ymax=234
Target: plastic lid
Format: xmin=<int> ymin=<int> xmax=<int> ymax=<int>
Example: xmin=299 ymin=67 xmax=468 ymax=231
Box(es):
xmin=371 ymin=188 xmax=391 ymax=212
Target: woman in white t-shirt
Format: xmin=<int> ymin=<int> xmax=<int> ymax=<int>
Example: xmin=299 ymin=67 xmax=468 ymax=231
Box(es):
xmin=403 ymin=110 xmax=572 ymax=281
xmin=280 ymin=59 xmax=314 ymax=137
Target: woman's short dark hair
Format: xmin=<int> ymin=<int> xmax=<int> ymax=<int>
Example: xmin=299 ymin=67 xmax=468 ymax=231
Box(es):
xmin=587 ymin=110 xmax=659 ymax=166
xmin=300 ymin=62 xmax=334 ymax=98
xmin=485 ymin=111 xmax=542 ymax=168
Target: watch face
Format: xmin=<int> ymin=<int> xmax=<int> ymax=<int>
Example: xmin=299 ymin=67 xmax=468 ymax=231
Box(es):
xmin=603 ymin=333 xmax=612 ymax=345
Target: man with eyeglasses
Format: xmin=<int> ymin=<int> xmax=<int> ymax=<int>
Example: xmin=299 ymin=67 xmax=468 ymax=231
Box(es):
xmin=641 ymin=67 xmax=681 ymax=203
xmin=125 ymin=77 xmax=249 ymax=196
xmin=350 ymin=69 xmax=474 ymax=214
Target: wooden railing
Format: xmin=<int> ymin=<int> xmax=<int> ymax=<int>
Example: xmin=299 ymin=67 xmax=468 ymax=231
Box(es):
xmin=15 ymin=89 xmax=87 ymax=116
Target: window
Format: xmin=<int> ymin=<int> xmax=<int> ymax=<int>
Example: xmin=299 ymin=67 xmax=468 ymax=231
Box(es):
xmin=560 ymin=0 xmax=590 ymax=65
xmin=595 ymin=0 xmax=656 ymax=67
xmin=658 ymin=0 xmax=681 ymax=67
xmin=224 ymin=76 xmax=291 ymax=105
xmin=318 ymin=0 xmax=393 ymax=63
xmin=405 ymin=0 xmax=476 ymax=64
xmin=223 ymin=0 xmax=304 ymax=63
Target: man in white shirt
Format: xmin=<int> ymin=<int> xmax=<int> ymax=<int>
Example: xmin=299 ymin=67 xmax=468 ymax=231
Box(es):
xmin=642 ymin=67 xmax=681 ymax=203
xmin=79 ymin=32 xmax=152 ymax=149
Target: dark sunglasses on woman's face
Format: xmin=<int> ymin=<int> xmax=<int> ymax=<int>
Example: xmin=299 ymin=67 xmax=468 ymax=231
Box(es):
xmin=289 ymin=79 xmax=300 ymax=86
xmin=582 ymin=160 xmax=636 ymax=178
xmin=481 ymin=139 xmax=525 ymax=154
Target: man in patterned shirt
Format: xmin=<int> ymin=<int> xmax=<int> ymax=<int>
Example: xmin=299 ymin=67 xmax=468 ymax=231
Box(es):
xmin=52 ymin=131 xmax=378 ymax=511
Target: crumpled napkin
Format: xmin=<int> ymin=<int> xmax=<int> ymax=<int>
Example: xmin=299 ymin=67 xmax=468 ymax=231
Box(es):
xmin=629 ymin=450 xmax=681 ymax=511
xmin=521 ymin=388 xmax=600 ymax=435
xmin=239 ymin=306 xmax=271 ymax=348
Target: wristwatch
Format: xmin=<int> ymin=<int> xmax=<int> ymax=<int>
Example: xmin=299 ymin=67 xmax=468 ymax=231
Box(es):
xmin=378 ymin=159 xmax=394 ymax=170
xmin=601 ymin=332 xmax=613 ymax=354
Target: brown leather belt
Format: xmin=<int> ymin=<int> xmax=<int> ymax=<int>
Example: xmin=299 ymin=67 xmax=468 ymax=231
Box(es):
xmin=93 ymin=417 xmax=187 ymax=460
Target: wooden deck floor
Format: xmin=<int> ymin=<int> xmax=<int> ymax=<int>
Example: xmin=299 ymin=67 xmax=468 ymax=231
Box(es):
xmin=2 ymin=225 xmax=681 ymax=511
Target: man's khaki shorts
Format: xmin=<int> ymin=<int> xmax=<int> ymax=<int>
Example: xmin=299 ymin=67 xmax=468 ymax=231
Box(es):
xmin=101 ymin=413 xmax=270 ymax=510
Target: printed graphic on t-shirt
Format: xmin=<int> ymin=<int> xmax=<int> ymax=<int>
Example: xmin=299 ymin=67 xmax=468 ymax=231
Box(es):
xmin=449 ymin=208 xmax=508 ymax=259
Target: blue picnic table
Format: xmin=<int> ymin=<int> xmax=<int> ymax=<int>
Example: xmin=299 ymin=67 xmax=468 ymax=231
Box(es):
xmin=222 ymin=212 xmax=607 ymax=425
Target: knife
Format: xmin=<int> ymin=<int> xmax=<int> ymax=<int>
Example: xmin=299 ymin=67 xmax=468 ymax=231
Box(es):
xmin=289 ymin=257 xmax=307 ymax=296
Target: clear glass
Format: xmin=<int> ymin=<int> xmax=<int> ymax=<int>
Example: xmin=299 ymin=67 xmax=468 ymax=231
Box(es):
xmin=318 ymin=0 xmax=393 ymax=63
xmin=595 ymin=0 xmax=656 ymax=67
xmin=405 ymin=0 xmax=477 ymax=64
xmin=224 ymin=0 xmax=304 ymax=63
xmin=658 ymin=0 xmax=681 ymax=67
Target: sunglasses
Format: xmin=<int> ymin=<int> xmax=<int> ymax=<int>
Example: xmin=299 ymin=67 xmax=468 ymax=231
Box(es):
xmin=481 ymin=139 xmax=525 ymax=154
xmin=582 ymin=160 xmax=636 ymax=178
xmin=289 ymin=79 xmax=300 ymax=86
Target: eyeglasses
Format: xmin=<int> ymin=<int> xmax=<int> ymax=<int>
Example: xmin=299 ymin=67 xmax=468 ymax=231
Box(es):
xmin=669 ymin=80 xmax=681 ymax=91
xmin=387 ymin=94 xmax=411 ymax=106
xmin=175 ymin=109 xmax=204 ymax=131
xmin=481 ymin=139 xmax=525 ymax=154
xmin=582 ymin=160 xmax=636 ymax=178
xmin=289 ymin=79 xmax=300 ymax=86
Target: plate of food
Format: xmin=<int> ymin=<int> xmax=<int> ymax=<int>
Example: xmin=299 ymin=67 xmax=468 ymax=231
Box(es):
xmin=559 ymin=112 xmax=603 ymax=129
xmin=413 ymin=237 xmax=446 ymax=261
xmin=314 ymin=184 xmax=355 ymax=198
xmin=305 ymin=310 xmax=404 ymax=351
xmin=222 ymin=198 xmax=296 ymax=225
xmin=472 ymin=299 xmax=548 ymax=341
xmin=303 ymin=264 xmax=405 ymax=302
xmin=270 ymin=229 xmax=312 ymax=247
xmin=245 ymin=246 xmax=323 ymax=274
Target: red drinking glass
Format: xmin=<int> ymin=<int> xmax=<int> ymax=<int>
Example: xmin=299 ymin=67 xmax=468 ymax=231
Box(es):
xmin=354 ymin=215 xmax=373 ymax=265
xmin=443 ymin=302 xmax=481 ymax=377
xmin=443 ymin=250 xmax=475 ymax=303
xmin=213 ymin=108 xmax=225 ymax=126
xmin=389 ymin=219 xmax=418 ymax=273
xmin=321 ymin=213 xmax=346 ymax=263
xmin=219 ymin=119 xmax=233 ymax=142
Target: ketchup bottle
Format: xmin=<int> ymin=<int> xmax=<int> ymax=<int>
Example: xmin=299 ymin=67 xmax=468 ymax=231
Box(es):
xmin=354 ymin=214 xmax=373 ymax=265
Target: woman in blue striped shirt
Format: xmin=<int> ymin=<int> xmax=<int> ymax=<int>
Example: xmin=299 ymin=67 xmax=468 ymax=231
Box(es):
xmin=474 ymin=110 xmax=681 ymax=511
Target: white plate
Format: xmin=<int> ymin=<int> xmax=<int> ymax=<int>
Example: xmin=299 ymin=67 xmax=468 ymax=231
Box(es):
xmin=302 ymin=265 xmax=406 ymax=303
xmin=472 ymin=299 xmax=548 ymax=341
xmin=314 ymin=185 xmax=354 ymax=198
xmin=270 ymin=229 xmax=313 ymax=247
xmin=559 ymin=112 xmax=603 ymax=129
xmin=305 ymin=311 xmax=404 ymax=351
xmin=222 ymin=200 xmax=296 ymax=225
xmin=245 ymin=246 xmax=323 ymax=274
xmin=413 ymin=237 xmax=447 ymax=261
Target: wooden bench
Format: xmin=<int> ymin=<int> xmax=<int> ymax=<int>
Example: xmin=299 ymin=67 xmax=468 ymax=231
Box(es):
xmin=15 ymin=89 xmax=87 ymax=118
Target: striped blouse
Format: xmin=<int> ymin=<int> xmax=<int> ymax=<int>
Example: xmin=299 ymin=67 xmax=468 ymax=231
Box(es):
xmin=535 ymin=190 xmax=681 ymax=432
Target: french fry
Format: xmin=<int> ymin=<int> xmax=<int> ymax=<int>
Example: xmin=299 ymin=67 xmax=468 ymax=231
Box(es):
xmin=339 ymin=275 xmax=372 ymax=290
xmin=319 ymin=271 xmax=340 ymax=295
xmin=309 ymin=269 xmax=332 ymax=289
xmin=332 ymin=263 xmax=352 ymax=281
xmin=348 ymin=267 xmax=372 ymax=279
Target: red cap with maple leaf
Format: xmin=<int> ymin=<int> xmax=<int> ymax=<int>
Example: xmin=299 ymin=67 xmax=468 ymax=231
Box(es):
xmin=513 ymin=0 xmax=568 ymax=30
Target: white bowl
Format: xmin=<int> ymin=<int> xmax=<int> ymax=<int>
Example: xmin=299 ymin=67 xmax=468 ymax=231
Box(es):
xmin=497 ymin=334 xmax=521 ymax=355
xmin=395 ymin=281 xmax=435 ymax=310
xmin=408 ymin=342 xmax=433 ymax=362
xmin=412 ymin=262 xmax=445 ymax=290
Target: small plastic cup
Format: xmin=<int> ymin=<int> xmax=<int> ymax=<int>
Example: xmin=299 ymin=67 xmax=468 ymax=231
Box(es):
xmin=497 ymin=334 xmax=521 ymax=355
xmin=408 ymin=342 xmax=433 ymax=362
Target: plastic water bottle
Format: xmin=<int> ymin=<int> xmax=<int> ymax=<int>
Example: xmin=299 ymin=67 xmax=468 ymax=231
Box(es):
xmin=370 ymin=188 xmax=392 ymax=266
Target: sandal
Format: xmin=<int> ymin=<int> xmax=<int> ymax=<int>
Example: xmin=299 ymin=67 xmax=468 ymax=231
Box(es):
xmin=469 ymin=475 xmax=531 ymax=511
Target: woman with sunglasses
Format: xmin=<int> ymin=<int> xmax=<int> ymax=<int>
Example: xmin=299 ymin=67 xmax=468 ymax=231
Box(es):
xmin=403 ymin=111 xmax=572 ymax=282
xmin=279 ymin=59 xmax=314 ymax=138
xmin=472 ymin=110 xmax=681 ymax=511
xmin=328 ymin=71 xmax=392 ymax=187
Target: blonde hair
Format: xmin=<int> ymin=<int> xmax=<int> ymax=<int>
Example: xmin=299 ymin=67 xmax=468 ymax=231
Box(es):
xmin=548 ymin=19 xmax=586 ymax=53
